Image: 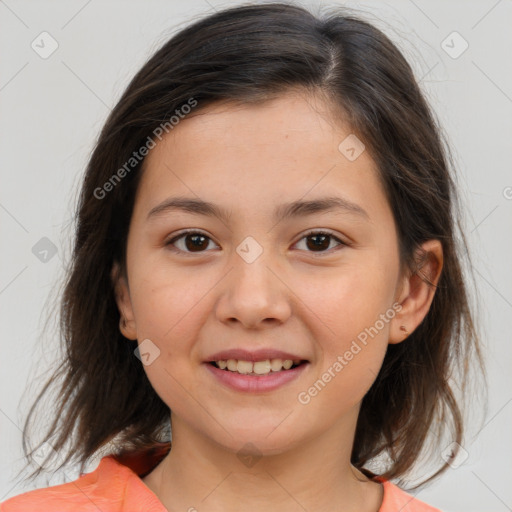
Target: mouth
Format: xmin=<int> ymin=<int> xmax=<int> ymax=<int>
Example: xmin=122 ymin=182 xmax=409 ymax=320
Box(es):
xmin=204 ymin=357 xmax=310 ymax=393
xmin=203 ymin=348 xmax=310 ymax=392
xmin=207 ymin=358 xmax=308 ymax=376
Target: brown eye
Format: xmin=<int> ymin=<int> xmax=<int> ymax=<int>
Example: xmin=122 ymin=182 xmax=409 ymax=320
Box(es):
xmin=166 ymin=231 xmax=218 ymax=253
xmin=294 ymin=231 xmax=346 ymax=254
xmin=183 ymin=233 xmax=209 ymax=252
xmin=306 ymin=233 xmax=330 ymax=251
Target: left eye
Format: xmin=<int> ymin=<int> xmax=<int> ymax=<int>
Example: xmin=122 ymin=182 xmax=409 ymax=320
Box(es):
xmin=165 ymin=230 xmax=346 ymax=254
xmin=294 ymin=231 xmax=346 ymax=253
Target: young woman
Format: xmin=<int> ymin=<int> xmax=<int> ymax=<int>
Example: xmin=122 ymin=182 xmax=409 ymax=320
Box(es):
xmin=1 ymin=3 xmax=483 ymax=511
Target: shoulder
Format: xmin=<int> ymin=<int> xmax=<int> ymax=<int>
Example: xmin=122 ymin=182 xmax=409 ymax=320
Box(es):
xmin=380 ymin=480 xmax=442 ymax=512
xmin=0 ymin=455 xmax=164 ymax=512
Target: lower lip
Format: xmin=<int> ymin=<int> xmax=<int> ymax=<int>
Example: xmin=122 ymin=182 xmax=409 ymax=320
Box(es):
xmin=204 ymin=362 xmax=309 ymax=392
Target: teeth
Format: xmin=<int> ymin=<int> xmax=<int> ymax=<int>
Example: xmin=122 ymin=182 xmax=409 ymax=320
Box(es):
xmin=270 ymin=359 xmax=283 ymax=372
xmin=237 ymin=360 xmax=253 ymax=374
xmin=253 ymin=360 xmax=271 ymax=374
xmin=214 ymin=358 xmax=301 ymax=375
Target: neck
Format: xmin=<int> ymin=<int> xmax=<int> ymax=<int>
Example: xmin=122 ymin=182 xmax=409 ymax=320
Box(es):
xmin=142 ymin=410 xmax=383 ymax=512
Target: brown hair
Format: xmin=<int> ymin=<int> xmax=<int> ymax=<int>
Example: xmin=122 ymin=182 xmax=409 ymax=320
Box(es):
xmin=17 ymin=2 xmax=484 ymax=489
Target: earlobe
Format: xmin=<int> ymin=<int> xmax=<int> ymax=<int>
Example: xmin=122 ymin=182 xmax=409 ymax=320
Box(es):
xmin=111 ymin=262 xmax=138 ymax=340
xmin=399 ymin=325 xmax=410 ymax=339
xmin=389 ymin=240 xmax=443 ymax=344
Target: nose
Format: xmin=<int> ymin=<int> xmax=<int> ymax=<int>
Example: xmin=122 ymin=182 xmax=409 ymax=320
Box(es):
xmin=214 ymin=251 xmax=292 ymax=329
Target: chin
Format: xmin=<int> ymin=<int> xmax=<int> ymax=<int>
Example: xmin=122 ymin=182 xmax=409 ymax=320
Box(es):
xmin=207 ymin=419 xmax=304 ymax=457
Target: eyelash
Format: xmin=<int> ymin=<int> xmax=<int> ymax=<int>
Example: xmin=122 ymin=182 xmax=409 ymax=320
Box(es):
xmin=164 ymin=229 xmax=348 ymax=256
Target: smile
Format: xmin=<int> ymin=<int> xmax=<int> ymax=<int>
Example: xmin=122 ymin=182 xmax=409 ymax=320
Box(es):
xmin=211 ymin=358 xmax=303 ymax=375
xmin=204 ymin=359 xmax=309 ymax=392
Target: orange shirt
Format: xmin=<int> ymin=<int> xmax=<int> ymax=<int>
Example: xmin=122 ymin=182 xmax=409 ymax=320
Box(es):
xmin=0 ymin=443 xmax=441 ymax=511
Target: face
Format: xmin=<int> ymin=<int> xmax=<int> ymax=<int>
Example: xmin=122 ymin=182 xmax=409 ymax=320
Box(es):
xmin=113 ymin=91 xmax=415 ymax=456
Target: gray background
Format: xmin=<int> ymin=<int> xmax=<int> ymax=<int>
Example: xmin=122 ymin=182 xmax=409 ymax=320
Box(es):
xmin=1 ymin=1 xmax=511 ymax=510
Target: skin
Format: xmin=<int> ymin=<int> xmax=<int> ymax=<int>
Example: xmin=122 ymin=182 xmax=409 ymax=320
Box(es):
xmin=112 ymin=90 xmax=443 ymax=512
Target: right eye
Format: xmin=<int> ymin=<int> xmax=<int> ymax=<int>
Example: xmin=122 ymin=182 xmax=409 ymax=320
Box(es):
xmin=165 ymin=230 xmax=219 ymax=254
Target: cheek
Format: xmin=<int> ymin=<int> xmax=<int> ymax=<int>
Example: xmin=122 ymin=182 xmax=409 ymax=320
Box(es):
xmin=300 ymin=261 xmax=394 ymax=401
xmin=130 ymin=264 xmax=210 ymax=346
xmin=128 ymin=273 xmax=205 ymax=414
xmin=305 ymin=259 xmax=395 ymax=339
xmin=127 ymin=264 xmax=221 ymax=391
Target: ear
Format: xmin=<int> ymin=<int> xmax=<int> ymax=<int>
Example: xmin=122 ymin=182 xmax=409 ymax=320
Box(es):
xmin=111 ymin=262 xmax=138 ymax=340
xmin=389 ymin=239 xmax=443 ymax=344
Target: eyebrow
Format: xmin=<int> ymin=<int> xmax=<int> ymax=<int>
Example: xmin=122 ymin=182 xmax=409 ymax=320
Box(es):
xmin=146 ymin=196 xmax=370 ymax=223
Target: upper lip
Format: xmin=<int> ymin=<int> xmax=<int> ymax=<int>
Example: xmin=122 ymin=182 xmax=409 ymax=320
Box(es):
xmin=204 ymin=348 xmax=307 ymax=363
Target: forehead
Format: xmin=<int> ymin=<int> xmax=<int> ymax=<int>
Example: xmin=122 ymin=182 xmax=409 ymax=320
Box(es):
xmin=134 ymin=91 xmax=391 ymax=227
xmin=156 ymin=91 xmax=345 ymax=151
